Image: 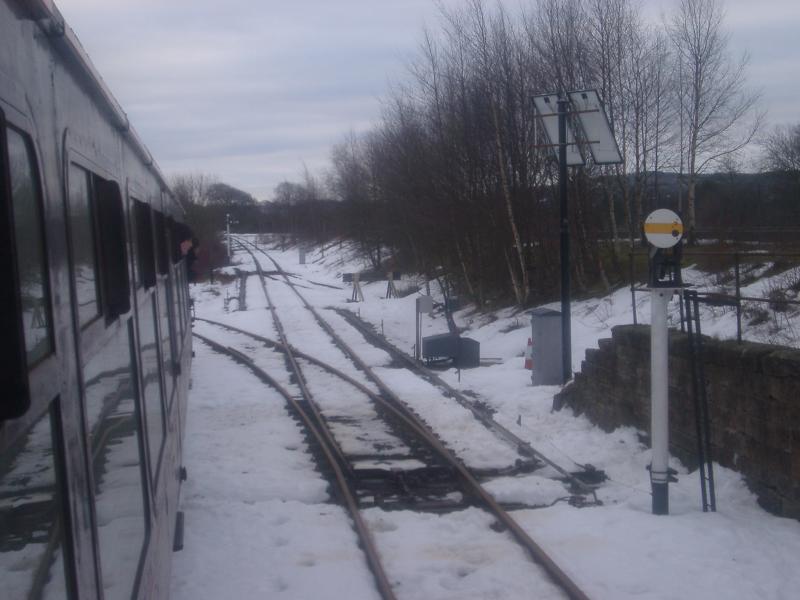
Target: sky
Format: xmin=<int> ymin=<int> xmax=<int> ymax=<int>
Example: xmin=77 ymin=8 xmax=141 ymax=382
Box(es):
xmin=54 ymin=0 xmax=800 ymax=201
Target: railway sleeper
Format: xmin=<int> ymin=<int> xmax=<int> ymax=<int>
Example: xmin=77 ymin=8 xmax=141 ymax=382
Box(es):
xmin=351 ymin=465 xmax=467 ymax=511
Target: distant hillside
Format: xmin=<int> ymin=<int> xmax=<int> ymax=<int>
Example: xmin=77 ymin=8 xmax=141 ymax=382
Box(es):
xmin=618 ymin=170 xmax=799 ymax=233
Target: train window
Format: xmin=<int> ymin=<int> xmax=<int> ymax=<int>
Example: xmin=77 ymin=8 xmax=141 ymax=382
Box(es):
xmin=95 ymin=178 xmax=130 ymax=321
xmin=133 ymin=200 xmax=156 ymax=289
xmin=152 ymin=209 xmax=178 ymax=392
xmin=68 ymin=164 xmax=101 ymax=326
xmin=153 ymin=210 xmax=168 ymax=276
xmin=170 ymin=220 xmax=192 ymax=341
xmin=167 ymin=218 xmax=177 ymax=263
xmin=0 ymin=403 xmax=76 ymax=599
xmin=6 ymin=128 xmax=53 ymax=365
xmin=168 ymin=217 xmax=191 ymax=265
xmin=1 ymin=124 xmax=53 ymax=420
xmin=83 ymin=321 xmax=148 ymax=600
xmin=68 ymin=165 xmax=131 ymax=326
xmin=139 ymin=294 xmax=166 ymax=482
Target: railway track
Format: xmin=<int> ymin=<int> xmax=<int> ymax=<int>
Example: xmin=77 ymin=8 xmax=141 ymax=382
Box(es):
xmin=194 ymin=235 xmax=592 ymax=600
xmin=235 ymin=236 xmax=602 ymax=495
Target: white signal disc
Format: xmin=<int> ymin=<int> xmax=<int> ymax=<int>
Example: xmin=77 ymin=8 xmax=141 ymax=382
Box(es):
xmin=644 ymin=209 xmax=683 ymax=248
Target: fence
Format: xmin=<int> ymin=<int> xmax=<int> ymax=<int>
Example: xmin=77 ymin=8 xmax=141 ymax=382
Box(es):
xmin=628 ymin=249 xmax=800 ymax=343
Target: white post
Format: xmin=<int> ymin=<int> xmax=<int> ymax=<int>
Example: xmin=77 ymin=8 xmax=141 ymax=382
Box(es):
xmin=650 ymin=288 xmax=672 ymax=515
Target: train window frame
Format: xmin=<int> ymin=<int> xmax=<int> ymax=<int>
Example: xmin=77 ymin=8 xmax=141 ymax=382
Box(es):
xmin=152 ymin=207 xmax=180 ymax=396
xmin=66 ymin=162 xmax=104 ymax=329
xmin=0 ymin=111 xmax=56 ymax=420
xmin=66 ymin=160 xmax=132 ymax=330
xmin=132 ymin=199 xmax=157 ymax=290
xmin=153 ymin=209 xmax=169 ymax=276
xmin=95 ymin=176 xmax=131 ymax=322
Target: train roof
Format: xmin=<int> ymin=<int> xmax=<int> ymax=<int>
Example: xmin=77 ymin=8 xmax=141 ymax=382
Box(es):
xmin=22 ymin=0 xmax=177 ymax=207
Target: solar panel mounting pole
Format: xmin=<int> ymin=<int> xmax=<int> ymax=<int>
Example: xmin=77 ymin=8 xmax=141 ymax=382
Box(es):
xmin=532 ymin=90 xmax=622 ymax=384
xmin=226 ymin=213 xmax=232 ymax=263
xmin=558 ymin=96 xmax=572 ymax=383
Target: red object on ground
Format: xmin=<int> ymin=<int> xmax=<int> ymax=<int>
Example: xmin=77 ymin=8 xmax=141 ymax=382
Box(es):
xmin=524 ymin=338 xmax=533 ymax=370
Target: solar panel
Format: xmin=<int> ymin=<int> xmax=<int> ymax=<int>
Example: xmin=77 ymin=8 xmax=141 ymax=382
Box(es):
xmin=532 ymin=94 xmax=585 ymax=166
xmin=568 ymin=89 xmax=623 ymax=165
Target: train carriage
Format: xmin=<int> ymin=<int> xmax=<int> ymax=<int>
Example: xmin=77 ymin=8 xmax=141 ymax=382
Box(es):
xmin=1 ymin=1 xmax=192 ymax=598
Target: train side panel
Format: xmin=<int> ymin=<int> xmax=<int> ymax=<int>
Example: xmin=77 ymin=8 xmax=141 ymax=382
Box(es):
xmin=0 ymin=1 xmax=191 ymax=598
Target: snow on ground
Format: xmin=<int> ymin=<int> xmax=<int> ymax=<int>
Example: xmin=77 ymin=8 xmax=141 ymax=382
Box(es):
xmin=170 ymin=341 xmax=380 ymax=600
xmin=172 ymin=235 xmax=800 ymax=599
xmin=362 ymin=507 xmax=566 ymax=600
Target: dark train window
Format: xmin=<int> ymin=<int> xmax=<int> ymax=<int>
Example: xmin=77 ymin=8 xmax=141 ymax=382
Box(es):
xmin=68 ymin=165 xmax=130 ymax=326
xmin=168 ymin=217 xmax=190 ymax=265
xmin=68 ymin=164 xmax=101 ymax=326
xmin=167 ymin=218 xmax=178 ymax=263
xmin=1 ymin=124 xmax=53 ymax=420
xmin=133 ymin=200 xmax=156 ymax=289
xmin=83 ymin=321 xmax=148 ymax=600
xmin=0 ymin=403 xmax=76 ymax=599
xmin=153 ymin=210 xmax=168 ymax=276
xmin=6 ymin=128 xmax=53 ymax=366
xmin=95 ymin=178 xmax=130 ymax=321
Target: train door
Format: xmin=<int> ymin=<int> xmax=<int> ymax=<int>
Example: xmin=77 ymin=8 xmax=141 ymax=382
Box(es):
xmin=64 ymin=153 xmax=152 ymax=600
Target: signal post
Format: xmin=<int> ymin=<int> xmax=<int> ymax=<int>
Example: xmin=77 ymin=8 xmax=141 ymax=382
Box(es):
xmin=644 ymin=209 xmax=684 ymax=515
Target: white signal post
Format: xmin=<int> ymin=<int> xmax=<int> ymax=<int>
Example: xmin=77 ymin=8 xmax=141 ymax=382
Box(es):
xmin=644 ymin=209 xmax=684 ymax=515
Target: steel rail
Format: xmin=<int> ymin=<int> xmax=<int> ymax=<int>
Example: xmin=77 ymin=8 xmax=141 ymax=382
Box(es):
xmin=233 ymin=236 xmax=592 ymax=600
xmin=197 ymin=313 xmax=596 ymax=501
xmin=195 ymin=318 xmax=383 ymax=398
xmin=236 ymin=236 xmax=593 ymax=489
xmin=332 ymin=308 xmax=600 ymax=499
xmin=248 ymin=247 xmax=353 ymax=476
xmin=192 ymin=332 xmax=398 ymax=600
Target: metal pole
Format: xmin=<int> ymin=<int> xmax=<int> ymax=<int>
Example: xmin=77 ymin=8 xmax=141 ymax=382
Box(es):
xmin=630 ymin=251 xmax=638 ymax=325
xmin=226 ymin=213 xmax=231 ymax=262
xmin=650 ymin=288 xmax=672 ymax=515
xmin=734 ymin=252 xmax=742 ymax=343
xmin=558 ymin=96 xmax=571 ymax=383
xmin=415 ymin=301 xmax=420 ymax=361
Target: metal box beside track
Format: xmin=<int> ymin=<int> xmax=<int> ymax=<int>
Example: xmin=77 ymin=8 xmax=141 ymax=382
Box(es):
xmin=422 ymin=333 xmax=480 ymax=368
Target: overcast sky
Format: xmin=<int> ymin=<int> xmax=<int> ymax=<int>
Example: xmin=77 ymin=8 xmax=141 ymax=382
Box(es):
xmin=55 ymin=0 xmax=799 ymax=201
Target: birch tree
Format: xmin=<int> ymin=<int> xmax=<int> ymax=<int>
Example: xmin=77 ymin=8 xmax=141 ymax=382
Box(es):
xmin=668 ymin=0 xmax=761 ymax=244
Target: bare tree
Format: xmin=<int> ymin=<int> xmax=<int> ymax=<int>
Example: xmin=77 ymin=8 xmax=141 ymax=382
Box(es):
xmin=762 ymin=123 xmax=800 ymax=174
xmin=171 ymin=172 xmax=217 ymax=207
xmin=668 ymin=0 xmax=762 ymax=243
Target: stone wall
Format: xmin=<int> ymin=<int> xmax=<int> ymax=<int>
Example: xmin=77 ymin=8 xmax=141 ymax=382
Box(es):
xmin=555 ymin=325 xmax=800 ymax=519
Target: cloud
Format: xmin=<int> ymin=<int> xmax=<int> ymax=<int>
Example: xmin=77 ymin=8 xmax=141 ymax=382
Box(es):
xmin=57 ymin=0 xmax=438 ymax=199
xmin=56 ymin=0 xmax=800 ymax=197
